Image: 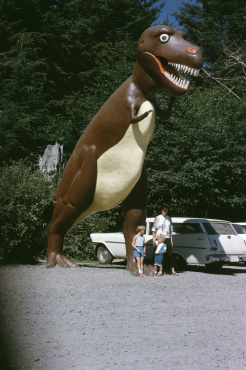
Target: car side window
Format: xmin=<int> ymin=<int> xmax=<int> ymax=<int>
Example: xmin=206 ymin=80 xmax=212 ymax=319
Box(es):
xmin=173 ymin=223 xmax=203 ymax=235
xmin=232 ymin=224 xmax=246 ymax=235
xmin=203 ymin=222 xmax=236 ymax=235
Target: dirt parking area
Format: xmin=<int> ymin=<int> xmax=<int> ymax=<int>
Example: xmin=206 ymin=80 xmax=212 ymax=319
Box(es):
xmin=0 ymin=262 xmax=246 ymax=370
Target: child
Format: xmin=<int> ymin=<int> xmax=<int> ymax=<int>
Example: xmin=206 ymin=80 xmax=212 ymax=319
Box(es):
xmin=132 ymin=226 xmax=146 ymax=276
xmin=154 ymin=234 xmax=167 ymax=276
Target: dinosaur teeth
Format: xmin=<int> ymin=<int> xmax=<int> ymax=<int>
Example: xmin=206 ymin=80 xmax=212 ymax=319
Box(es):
xmin=165 ymin=71 xmax=189 ymax=89
xmin=163 ymin=61 xmax=199 ymax=90
xmin=168 ymin=61 xmax=200 ymax=77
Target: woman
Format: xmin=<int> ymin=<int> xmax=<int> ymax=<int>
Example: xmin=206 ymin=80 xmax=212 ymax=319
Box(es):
xmin=152 ymin=203 xmax=179 ymax=276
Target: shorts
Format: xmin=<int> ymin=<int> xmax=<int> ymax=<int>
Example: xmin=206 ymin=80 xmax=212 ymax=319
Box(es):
xmin=134 ymin=246 xmax=146 ymax=258
xmin=154 ymin=254 xmax=164 ymax=266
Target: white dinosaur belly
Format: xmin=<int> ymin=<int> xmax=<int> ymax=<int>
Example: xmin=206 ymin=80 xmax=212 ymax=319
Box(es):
xmin=70 ymin=101 xmax=155 ymax=229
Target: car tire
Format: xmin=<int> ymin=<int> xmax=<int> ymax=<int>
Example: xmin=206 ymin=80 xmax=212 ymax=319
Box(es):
xmin=173 ymin=254 xmax=187 ymax=270
xmin=205 ymin=263 xmax=223 ymax=272
xmin=97 ymin=245 xmax=113 ymax=264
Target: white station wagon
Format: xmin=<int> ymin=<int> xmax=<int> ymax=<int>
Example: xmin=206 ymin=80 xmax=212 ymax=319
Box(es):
xmin=90 ymin=217 xmax=246 ymax=270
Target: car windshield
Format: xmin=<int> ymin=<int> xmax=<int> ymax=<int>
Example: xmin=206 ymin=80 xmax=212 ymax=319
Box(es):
xmin=202 ymin=222 xmax=236 ymax=235
xmin=232 ymin=224 xmax=246 ymax=235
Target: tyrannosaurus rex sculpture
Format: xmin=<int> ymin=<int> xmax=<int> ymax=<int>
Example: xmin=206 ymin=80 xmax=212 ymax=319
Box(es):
xmin=46 ymin=25 xmax=202 ymax=274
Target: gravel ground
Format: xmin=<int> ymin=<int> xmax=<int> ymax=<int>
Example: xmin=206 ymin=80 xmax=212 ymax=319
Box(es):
xmin=0 ymin=262 xmax=246 ymax=370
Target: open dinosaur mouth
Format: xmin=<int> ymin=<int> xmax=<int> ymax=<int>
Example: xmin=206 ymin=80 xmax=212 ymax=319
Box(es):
xmin=154 ymin=56 xmax=200 ymax=90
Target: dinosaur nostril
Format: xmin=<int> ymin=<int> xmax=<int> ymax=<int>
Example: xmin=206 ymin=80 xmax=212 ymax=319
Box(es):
xmin=187 ymin=47 xmax=196 ymax=53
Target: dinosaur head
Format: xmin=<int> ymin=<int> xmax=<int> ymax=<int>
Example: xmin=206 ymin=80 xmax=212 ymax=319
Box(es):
xmin=137 ymin=25 xmax=203 ymax=97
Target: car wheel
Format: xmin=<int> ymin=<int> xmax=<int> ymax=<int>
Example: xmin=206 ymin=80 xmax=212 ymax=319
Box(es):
xmin=205 ymin=263 xmax=223 ymax=272
xmin=97 ymin=245 xmax=113 ymax=264
xmin=173 ymin=254 xmax=187 ymax=270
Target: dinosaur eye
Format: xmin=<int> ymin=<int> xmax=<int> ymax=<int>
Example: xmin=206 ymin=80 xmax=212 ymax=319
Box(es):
xmin=159 ymin=34 xmax=170 ymax=43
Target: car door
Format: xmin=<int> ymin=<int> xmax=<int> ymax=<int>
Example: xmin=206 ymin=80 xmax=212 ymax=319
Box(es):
xmin=172 ymin=222 xmax=210 ymax=264
xmin=114 ymin=233 xmax=126 ymax=258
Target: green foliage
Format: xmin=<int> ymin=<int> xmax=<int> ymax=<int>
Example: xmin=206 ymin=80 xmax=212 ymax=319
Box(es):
xmin=1 ymin=0 xmax=246 ymax=265
xmin=63 ymin=204 xmax=125 ymax=261
xmin=0 ymin=161 xmax=54 ymax=263
xmin=146 ymin=0 xmax=246 ymax=221
xmin=146 ymin=84 xmax=246 ymax=221
xmin=0 ymin=0 xmax=163 ymax=263
xmin=0 ymin=0 xmax=162 ymax=164
xmin=174 ymin=0 xmax=246 ymax=65
xmin=173 ymin=0 xmax=246 ymax=100
xmin=0 ymin=160 xmax=125 ymax=263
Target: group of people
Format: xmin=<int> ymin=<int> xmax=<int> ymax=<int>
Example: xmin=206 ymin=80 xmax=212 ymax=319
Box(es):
xmin=132 ymin=203 xmax=179 ymax=277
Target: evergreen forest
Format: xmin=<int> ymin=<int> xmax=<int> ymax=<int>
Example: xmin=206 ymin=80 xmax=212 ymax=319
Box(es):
xmin=0 ymin=0 xmax=246 ymax=262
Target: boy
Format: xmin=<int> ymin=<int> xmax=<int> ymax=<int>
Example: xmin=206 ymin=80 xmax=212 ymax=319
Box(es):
xmin=154 ymin=234 xmax=166 ymax=276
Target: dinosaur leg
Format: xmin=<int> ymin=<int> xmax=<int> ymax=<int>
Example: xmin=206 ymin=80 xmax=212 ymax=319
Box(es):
xmin=47 ymin=145 xmax=97 ymax=268
xmin=123 ymin=163 xmax=155 ymax=276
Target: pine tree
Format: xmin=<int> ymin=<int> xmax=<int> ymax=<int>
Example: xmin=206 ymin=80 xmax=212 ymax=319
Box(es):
xmin=173 ymin=0 xmax=246 ymax=100
xmin=0 ymin=0 xmax=163 ymax=164
xmin=144 ymin=0 xmax=246 ymax=220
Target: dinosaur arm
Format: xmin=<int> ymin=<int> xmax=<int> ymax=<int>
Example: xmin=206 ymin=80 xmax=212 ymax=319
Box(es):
xmin=130 ymin=103 xmax=153 ymax=124
xmin=153 ymin=95 xmax=176 ymax=120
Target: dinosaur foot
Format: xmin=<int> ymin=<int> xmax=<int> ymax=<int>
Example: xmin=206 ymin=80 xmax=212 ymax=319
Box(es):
xmin=126 ymin=261 xmax=139 ymax=276
xmin=46 ymin=253 xmax=78 ymax=268
xmin=126 ymin=261 xmax=155 ymax=276
xmin=143 ymin=264 xmax=155 ymax=276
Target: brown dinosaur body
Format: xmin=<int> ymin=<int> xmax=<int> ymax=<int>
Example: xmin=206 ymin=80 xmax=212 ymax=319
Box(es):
xmin=46 ymin=25 xmax=202 ymax=273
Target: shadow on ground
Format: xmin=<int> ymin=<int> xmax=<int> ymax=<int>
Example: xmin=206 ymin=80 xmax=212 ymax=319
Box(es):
xmin=184 ymin=264 xmax=246 ymax=276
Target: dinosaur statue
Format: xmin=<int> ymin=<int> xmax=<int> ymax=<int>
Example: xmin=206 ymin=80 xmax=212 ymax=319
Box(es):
xmin=46 ymin=25 xmax=202 ymax=274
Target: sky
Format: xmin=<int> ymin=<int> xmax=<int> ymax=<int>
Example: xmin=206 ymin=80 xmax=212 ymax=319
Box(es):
xmin=154 ymin=0 xmax=196 ymax=27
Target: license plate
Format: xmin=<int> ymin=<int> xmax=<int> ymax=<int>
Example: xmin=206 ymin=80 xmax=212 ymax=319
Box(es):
xmin=230 ymin=256 xmax=239 ymax=262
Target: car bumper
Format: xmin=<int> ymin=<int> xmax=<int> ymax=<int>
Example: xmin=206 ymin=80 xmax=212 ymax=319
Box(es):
xmin=206 ymin=254 xmax=246 ymax=264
